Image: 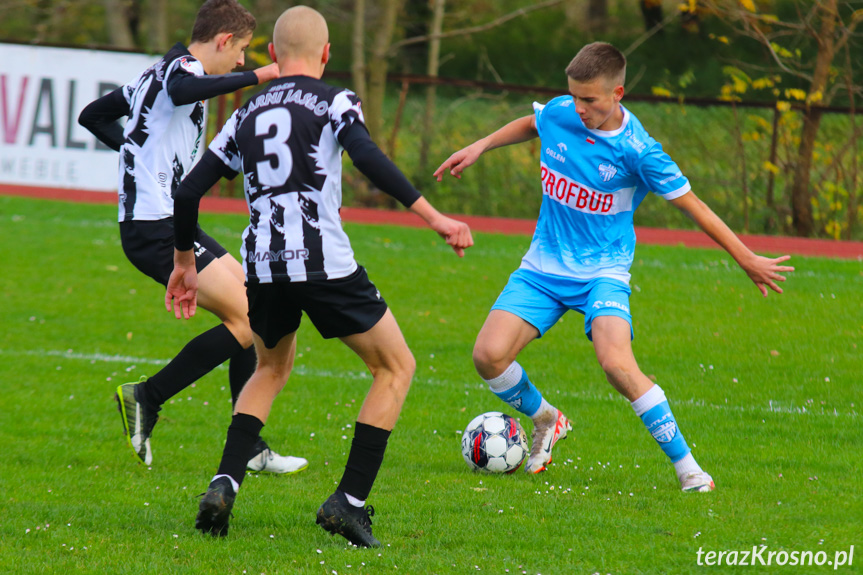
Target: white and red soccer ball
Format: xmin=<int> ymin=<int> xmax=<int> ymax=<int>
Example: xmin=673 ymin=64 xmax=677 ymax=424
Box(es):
xmin=461 ymin=412 xmax=528 ymax=473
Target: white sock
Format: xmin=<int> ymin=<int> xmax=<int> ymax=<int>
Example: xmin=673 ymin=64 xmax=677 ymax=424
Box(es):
xmin=630 ymin=384 xmax=666 ymax=417
xmin=673 ymin=453 xmax=703 ymax=479
xmin=482 ymin=361 xmax=524 ymax=393
xmin=631 ymin=385 xmax=703 ymax=478
xmin=345 ymin=493 xmax=365 ymax=507
xmin=531 ymin=398 xmax=556 ymax=421
xmin=212 ymin=474 xmax=239 ymax=493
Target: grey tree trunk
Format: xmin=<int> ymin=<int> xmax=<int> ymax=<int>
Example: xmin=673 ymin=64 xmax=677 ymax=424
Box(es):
xmin=587 ymin=0 xmax=608 ymax=34
xmin=791 ymin=0 xmax=838 ymax=237
xmin=148 ymin=0 xmax=169 ymax=53
xmin=103 ymin=0 xmax=136 ymax=49
xmin=417 ymin=0 xmax=445 ymax=184
xmin=352 ymin=0 xmax=367 ymax=101
xmin=364 ymin=0 xmax=401 ymax=143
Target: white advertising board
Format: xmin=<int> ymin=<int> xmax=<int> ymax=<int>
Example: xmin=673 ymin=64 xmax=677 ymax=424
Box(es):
xmin=0 ymin=43 xmax=158 ymax=192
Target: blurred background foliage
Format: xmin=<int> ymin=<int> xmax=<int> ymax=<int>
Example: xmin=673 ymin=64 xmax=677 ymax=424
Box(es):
xmin=1 ymin=0 xmax=861 ymax=239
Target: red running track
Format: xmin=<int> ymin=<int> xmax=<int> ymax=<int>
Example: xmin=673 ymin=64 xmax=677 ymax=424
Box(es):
xmin=3 ymin=184 xmax=862 ymax=260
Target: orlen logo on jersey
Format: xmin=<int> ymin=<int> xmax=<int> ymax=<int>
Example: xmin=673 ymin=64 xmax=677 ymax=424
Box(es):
xmin=540 ymin=161 xmax=633 ymax=215
xmin=545 ymin=146 xmax=566 ymax=164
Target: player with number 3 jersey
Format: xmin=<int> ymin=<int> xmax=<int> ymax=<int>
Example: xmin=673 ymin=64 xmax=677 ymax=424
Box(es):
xmin=166 ymin=6 xmax=473 ymax=546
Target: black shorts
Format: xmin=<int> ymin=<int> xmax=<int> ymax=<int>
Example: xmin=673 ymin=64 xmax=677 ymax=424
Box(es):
xmin=119 ymin=218 xmax=228 ymax=287
xmin=247 ymin=266 xmax=389 ymax=348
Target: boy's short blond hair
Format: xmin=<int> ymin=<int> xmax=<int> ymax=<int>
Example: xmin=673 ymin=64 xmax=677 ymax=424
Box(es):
xmin=565 ymin=42 xmax=626 ymax=88
xmin=191 ymin=0 xmax=256 ymax=43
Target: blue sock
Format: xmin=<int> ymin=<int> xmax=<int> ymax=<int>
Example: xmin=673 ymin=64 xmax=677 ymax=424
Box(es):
xmin=632 ymin=385 xmax=690 ymax=463
xmin=484 ymin=362 xmax=542 ymax=417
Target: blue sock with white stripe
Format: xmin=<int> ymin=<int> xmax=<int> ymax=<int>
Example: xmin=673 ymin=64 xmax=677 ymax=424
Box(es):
xmin=631 ymin=385 xmax=696 ymax=472
xmin=483 ymin=362 xmax=543 ymax=417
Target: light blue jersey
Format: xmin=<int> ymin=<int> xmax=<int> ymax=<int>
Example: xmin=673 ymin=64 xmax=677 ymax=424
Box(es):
xmin=522 ymin=96 xmax=690 ymax=284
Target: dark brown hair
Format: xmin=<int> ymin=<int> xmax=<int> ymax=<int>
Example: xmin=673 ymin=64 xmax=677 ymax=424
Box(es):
xmin=565 ymin=42 xmax=626 ymax=88
xmin=190 ymin=0 xmax=256 ymax=44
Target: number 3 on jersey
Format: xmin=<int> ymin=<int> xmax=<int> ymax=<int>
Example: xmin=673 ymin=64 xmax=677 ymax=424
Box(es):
xmin=256 ymin=108 xmax=293 ymax=187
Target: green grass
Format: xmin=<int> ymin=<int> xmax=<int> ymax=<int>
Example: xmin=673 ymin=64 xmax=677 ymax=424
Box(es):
xmin=0 ymin=195 xmax=861 ymax=574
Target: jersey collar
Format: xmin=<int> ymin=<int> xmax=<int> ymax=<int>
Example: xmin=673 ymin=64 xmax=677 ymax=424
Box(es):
xmin=583 ymin=104 xmax=630 ymax=139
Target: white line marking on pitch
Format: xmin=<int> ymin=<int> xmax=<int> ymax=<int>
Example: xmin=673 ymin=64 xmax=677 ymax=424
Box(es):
xmin=1 ymin=348 xmax=857 ymax=418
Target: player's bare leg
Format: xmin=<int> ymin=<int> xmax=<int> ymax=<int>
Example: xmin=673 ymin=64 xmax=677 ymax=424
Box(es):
xmin=232 ymin=332 xmax=297 ymax=422
xmin=196 ymin=254 xmax=253 ymax=346
xmin=316 ymin=310 xmax=414 ymax=548
xmin=341 ymin=309 xmax=415 ymax=430
xmin=473 ymin=310 xmax=571 ymax=474
xmin=591 ymin=315 xmax=714 ymax=492
xmin=191 ymin=256 xmax=306 ymax=473
xmin=197 ymin=331 xmax=298 ymax=536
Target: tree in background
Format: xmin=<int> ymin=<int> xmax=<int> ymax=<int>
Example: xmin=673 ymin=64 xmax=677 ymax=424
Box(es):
xmin=703 ymin=0 xmax=863 ymax=237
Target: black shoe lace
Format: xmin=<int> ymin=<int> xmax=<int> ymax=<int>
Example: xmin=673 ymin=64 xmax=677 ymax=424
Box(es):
xmin=360 ymin=505 xmax=375 ymax=530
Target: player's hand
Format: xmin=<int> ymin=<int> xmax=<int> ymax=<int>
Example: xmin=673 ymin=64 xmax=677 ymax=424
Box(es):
xmin=254 ymin=63 xmax=280 ymax=84
xmin=741 ymin=254 xmax=794 ymax=296
xmin=165 ymin=251 xmax=198 ymax=319
xmin=433 ymin=142 xmax=484 ymax=181
xmin=430 ymin=215 xmax=474 ymax=257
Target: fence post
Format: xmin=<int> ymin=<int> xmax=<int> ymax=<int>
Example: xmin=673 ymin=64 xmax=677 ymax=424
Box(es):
xmin=766 ymin=106 xmax=780 ymax=233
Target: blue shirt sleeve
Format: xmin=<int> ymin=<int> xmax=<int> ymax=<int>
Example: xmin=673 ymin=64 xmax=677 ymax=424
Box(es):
xmin=636 ymin=141 xmax=690 ymax=200
xmin=532 ymin=101 xmax=546 ymax=140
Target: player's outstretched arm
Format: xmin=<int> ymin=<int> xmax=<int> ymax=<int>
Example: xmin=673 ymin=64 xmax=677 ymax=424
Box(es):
xmin=409 ymin=197 xmax=474 ymax=258
xmin=166 ymin=250 xmax=198 ymax=319
xmin=433 ymin=114 xmax=538 ymax=181
xmin=166 ymin=63 xmax=279 ymax=106
xmin=670 ymin=191 xmax=794 ymax=296
xmin=338 ymin=122 xmax=474 ymax=256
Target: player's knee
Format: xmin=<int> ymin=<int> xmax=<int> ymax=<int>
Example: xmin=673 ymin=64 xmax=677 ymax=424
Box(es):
xmin=255 ymin=357 xmax=292 ymax=384
xmin=369 ymin=347 xmax=415 ymax=388
xmin=224 ymin=320 xmax=253 ymax=348
xmin=599 ymin=358 xmax=629 ymax=385
xmin=391 ymin=349 xmax=416 ymax=386
xmin=472 ymin=341 xmax=508 ymax=378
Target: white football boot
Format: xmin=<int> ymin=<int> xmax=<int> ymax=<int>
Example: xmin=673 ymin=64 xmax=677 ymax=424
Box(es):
xmin=680 ymin=471 xmax=715 ymax=492
xmin=247 ymin=440 xmax=309 ymax=474
xmin=525 ymin=408 xmax=572 ymax=473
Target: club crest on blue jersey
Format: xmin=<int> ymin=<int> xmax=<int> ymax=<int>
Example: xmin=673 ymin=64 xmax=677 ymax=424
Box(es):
xmin=650 ymin=421 xmax=678 ymax=443
xmin=598 ymin=163 xmax=618 ymax=182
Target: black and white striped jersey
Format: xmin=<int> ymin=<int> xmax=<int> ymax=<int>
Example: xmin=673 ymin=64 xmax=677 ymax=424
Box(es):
xmin=117 ymin=43 xmax=207 ymax=222
xmin=208 ymin=76 xmax=365 ymax=283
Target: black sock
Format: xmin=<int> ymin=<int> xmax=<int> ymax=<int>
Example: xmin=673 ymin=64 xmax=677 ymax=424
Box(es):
xmin=337 ymin=422 xmax=391 ymax=501
xmin=216 ymin=413 xmax=264 ymax=488
xmin=229 ymin=345 xmax=257 ymax=407
xmin=138 ymin=324 xmax=242 ymax=408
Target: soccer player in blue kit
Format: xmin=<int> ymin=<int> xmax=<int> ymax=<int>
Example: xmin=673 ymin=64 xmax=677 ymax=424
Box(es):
xmin=434 ymin=42 xmax=794 ymax=491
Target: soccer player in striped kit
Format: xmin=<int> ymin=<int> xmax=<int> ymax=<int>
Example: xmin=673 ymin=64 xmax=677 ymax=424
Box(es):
xmin=435 ymin=42 xmax=794 ymax=491
xmin=79 ymin=0 xmax=306 ymax=474
xmin=166 ymin=6 xmax=473 ymax=546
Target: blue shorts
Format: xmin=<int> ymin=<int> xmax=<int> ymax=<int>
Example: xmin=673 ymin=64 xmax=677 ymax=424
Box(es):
xmin=491 ymin=268 xmax=633 ymax=340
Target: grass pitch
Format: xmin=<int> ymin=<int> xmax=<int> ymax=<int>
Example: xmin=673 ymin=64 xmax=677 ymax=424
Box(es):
xmin=0 ymin=195 xmax=860 ymax=574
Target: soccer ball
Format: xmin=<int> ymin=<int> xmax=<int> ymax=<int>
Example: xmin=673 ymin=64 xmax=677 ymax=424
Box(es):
xmin=461 ymin=411 xmax=529 ymax=473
